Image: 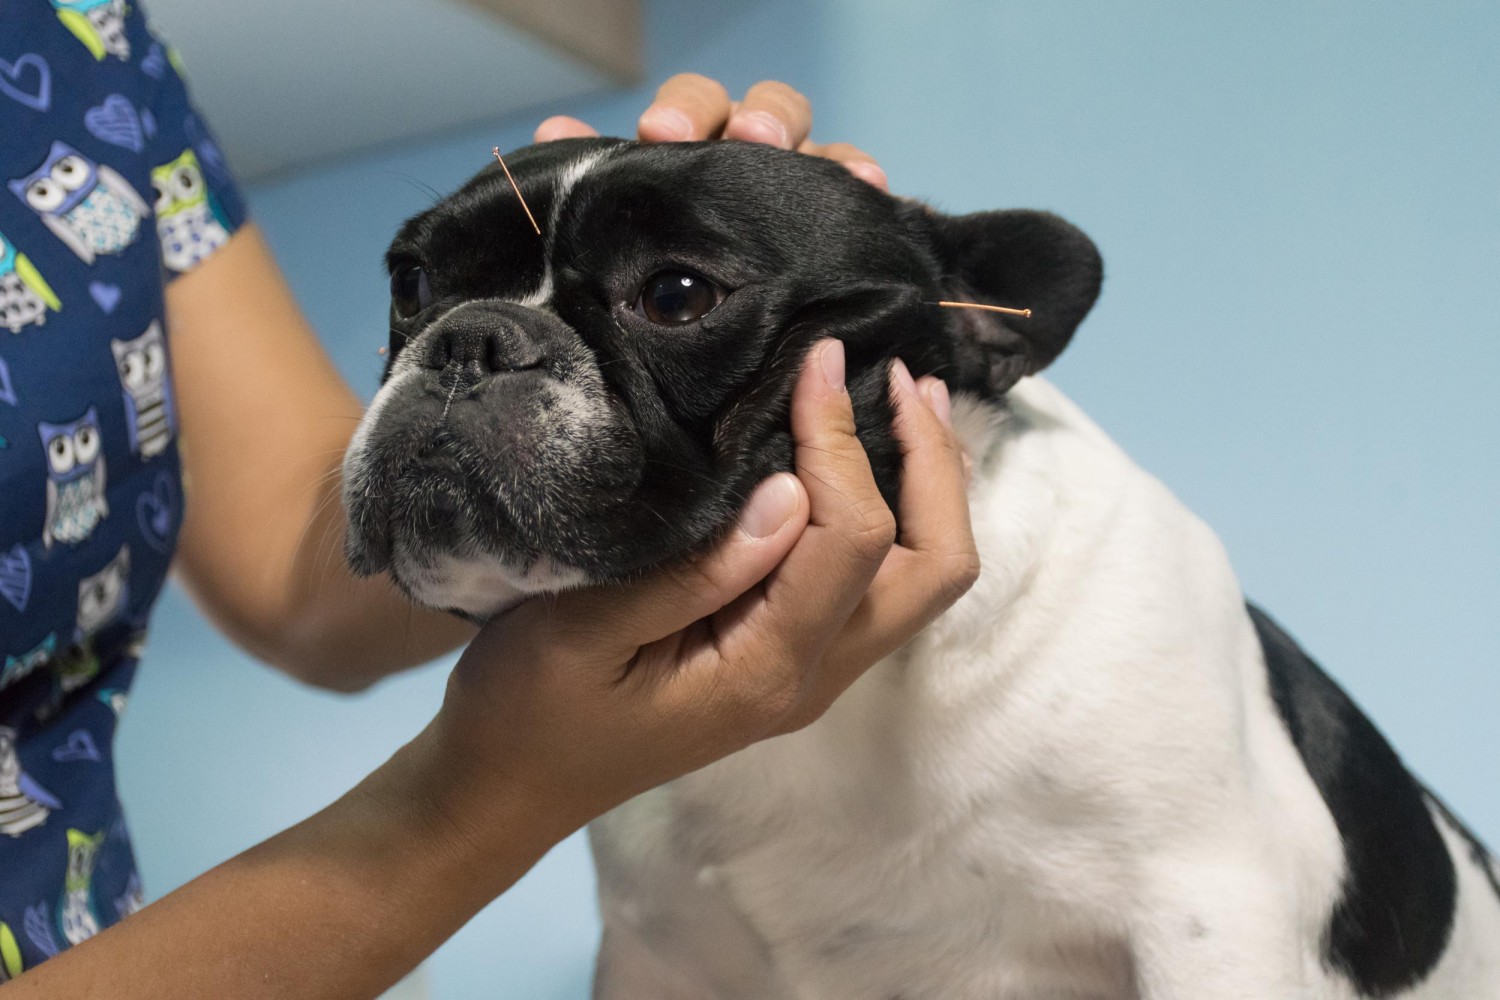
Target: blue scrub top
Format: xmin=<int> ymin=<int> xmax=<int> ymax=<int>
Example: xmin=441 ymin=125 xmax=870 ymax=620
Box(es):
xmin=0 ymin=0 xmax=247 ymax=978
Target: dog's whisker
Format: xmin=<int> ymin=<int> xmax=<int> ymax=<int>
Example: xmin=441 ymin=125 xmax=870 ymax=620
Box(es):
xmin=640 ymin=457 xmax=720 ymax=481
xmin=289 ymin=490 xmax=348 ymax=586
xmin=439 ymin=378 xmax=459 ymax=423
xmin=383 ymin=171 xmax=445 ymax=207
xmin=619 ymin=495 xmax=674 ymax=532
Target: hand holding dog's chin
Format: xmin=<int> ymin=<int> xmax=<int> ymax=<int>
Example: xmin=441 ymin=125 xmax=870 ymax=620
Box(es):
xmin=534 ymin=72 xmax=889 ymax=189
xmin=422 ymin=341 xmax=977 ymax=849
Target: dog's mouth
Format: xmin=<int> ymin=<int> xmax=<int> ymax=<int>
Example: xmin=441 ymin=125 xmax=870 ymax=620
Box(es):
xmin=352 ymin=460 xmax=592 ymax=620
xmin=346 ymin=413 xmax=629 ymax=617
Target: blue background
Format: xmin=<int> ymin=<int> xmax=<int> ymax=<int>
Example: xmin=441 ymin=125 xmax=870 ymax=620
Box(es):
xmin=115 ymin=1 xmax=1499 ymax=997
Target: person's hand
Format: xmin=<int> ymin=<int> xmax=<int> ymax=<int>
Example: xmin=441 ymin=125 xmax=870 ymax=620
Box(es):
xmin=428 ymin=340 xmax=978 ymax=843
xmin=534 ymin=73 xmax=889 ymax=190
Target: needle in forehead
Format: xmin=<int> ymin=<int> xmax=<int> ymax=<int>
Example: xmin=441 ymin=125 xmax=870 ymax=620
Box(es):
xmin=492 ymin=146 xmax=542 ymax=237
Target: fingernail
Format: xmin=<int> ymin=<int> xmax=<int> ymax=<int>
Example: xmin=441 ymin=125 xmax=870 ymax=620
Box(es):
xmin=924 ymin=378 xmax=952 ymax=428
xmin=639 ymin=107 xmax=693 ymax=141
xmin=891 ymin=358 xmax=917 ymax=400
xmin=844 ymin=160 xmax=889 ymax=190
xmin=729 ymin=110 xmax=790 ymax=148
xmin=739 ymin=473 xmax=800 ymax=538
xmin=819 ymin=340 xmax=846 ymax=391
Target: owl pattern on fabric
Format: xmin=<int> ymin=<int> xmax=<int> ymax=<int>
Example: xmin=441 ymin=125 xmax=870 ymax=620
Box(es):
xmin=0 ymin=919 xmax=22 ymax=981
xmin=45 ymin=548 xmax=132 ymax=702
xmin=0 ymin=726 xmax=63 ymax=838
xmin=58 ymin=828 xmax=105 ymax=946
xmin=1 ymin=634 xmax=58 ymax=692
xmin=114 ymin=872 xmax=143 ymax=920
xmin=49 ymin=0 xmax=131 ymax=61
xmin=75 ymin=546 xmax=129 ymax=642
xmin=97 ymin=688 xmax=128 ymax=718
xmin=38 ymin=408 xmax=108 ymax=548
xmin=152 ymin=149 xmax=231 ymax=273
xmin=1 ymin=0 xmax=248 ymax=974
xmin=0 ymin=231 xmax=62 ymax=335
xmin=111 ymin=323 xmax=175 ymax=458
xmin=8 ymin=142 xmax=148 ymax=265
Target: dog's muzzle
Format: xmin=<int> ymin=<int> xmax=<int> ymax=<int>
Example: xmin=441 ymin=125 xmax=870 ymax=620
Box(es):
xmin=341 ymin=301 xmax=641 ymax=618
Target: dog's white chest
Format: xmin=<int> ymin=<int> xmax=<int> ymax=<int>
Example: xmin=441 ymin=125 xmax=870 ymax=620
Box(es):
xmin=591 ymin=656 xmax=1140 ymax=1000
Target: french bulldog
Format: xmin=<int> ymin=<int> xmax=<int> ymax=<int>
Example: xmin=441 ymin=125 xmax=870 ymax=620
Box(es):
xmin=342 ymin=137 xmax=1500 ymax=999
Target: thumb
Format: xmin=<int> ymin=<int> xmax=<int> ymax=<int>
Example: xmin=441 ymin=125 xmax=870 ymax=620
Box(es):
xmin=550 ymin=473 xmax=809 ymax=658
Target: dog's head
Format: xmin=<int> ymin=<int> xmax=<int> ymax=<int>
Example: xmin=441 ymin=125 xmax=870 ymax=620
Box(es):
xmin=343 ymin=138 xmax=1102 ymax=618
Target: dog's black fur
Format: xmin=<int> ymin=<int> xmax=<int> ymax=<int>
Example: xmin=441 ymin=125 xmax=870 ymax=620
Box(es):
xmin=346 ymin=138 xmax=1101 ymax=590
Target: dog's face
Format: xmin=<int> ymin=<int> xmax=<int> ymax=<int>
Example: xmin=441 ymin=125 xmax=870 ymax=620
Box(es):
xmin=343 ymin=138 xmax=1102 ymax=618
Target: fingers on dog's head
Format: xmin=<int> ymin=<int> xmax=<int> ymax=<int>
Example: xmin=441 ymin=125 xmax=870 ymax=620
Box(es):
xmin=639 ymin=73 xmax=733 ymax=141
xmin=726 ymin=81 xmax=812 ymax=149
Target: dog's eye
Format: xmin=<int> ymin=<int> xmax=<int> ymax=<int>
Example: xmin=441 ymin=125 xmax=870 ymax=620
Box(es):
xmin=390 ymin=266 xmax=433 ymax=319
xmin=636 ymin=271 xmax=721 ymax=326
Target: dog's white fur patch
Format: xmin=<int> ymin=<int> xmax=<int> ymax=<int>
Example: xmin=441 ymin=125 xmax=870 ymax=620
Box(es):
xmin=513 ymin=149 xmax=613 ymax=313
xmin=550 ymin=150 xmax=611 ymax=234
xmin=396 ymin=548 xmax=587 ymax=619
xmin=513 ymin=271 xmax=554 ymax=311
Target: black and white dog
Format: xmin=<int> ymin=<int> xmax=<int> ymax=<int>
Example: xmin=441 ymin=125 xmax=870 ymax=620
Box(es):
xmin=343 ymin=138 xmax=1500 ymax=999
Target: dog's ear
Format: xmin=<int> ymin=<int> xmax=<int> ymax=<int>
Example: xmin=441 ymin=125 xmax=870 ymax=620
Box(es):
xmin=924 ymin=209 xmax=1103 ymax=397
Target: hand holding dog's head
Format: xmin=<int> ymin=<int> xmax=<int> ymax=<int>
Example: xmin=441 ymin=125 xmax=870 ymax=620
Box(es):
xmin=343 ymin=138 xmax=1101 ymax=618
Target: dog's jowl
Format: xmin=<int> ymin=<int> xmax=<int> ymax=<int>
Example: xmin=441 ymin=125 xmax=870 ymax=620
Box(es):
xmin=344 ymin=138 xmax=1499 ymax=999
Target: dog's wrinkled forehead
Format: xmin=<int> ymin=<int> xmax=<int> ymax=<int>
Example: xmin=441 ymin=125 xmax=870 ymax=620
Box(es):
xmin=385 ymin=138 xmax=902 ymax=326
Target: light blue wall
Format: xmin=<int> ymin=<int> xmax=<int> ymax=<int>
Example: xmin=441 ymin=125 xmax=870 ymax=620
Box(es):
xmin=117 ymin=1 xmax=1499 ymax=997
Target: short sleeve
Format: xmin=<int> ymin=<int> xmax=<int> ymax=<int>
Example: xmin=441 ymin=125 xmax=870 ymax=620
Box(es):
xmin=136 ymin=24 xmax=249 ymax=278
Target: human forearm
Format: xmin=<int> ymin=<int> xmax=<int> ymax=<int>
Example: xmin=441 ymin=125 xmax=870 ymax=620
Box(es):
xmin=5 ymin=726 xmax=557 ymax=1000
xmin=241 ymin=452 xmax=477 ymax=690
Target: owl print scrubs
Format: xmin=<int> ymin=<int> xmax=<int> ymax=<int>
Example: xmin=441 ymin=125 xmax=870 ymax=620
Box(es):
xmin=0 ymin=2 xmax=246 ymax=980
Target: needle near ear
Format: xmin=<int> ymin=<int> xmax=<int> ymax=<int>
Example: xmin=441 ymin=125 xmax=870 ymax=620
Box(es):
xmin=930 ymin=300 xmax=1033 ymax=319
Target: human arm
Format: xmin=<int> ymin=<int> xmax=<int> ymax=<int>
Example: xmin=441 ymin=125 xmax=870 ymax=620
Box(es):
xmin=6 ymin=343 xmax=977 ymax=999
xmin=169 ymin=77 xmax=884 ymax=691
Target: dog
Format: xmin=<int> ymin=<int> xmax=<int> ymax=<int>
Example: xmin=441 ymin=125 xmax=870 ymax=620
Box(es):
xmin=342 ymin=137 xmax=1500 ymax=999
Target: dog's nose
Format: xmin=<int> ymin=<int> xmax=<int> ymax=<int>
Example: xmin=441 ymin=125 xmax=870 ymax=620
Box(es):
xmin=422 ymin=322 xmax=542 ymax=377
